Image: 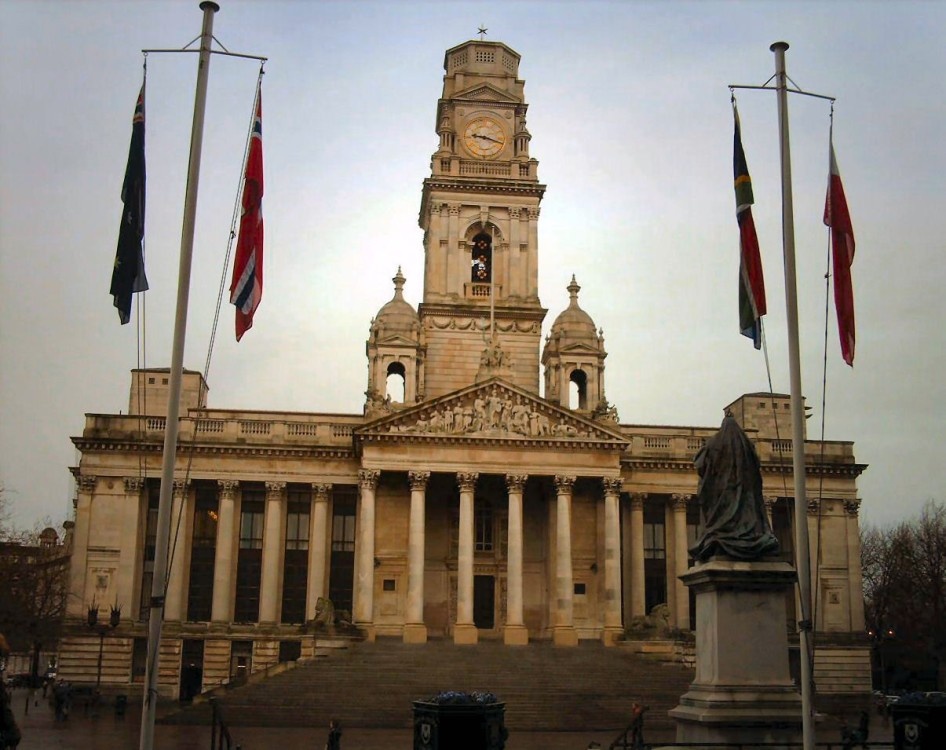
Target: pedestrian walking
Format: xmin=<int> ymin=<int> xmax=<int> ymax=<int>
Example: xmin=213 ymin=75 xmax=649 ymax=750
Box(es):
xmin=324 ymin=718 xmax=342 ymax=750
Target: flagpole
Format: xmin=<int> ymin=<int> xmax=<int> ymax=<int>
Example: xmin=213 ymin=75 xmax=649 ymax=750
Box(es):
xmin=138 ymin=4 xmax=219 ymax=750
xmin=771 ymin=40 xmax=815 ymax=750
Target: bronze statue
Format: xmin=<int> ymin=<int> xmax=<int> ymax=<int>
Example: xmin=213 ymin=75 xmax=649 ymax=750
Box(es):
xmin=689 ymin=414 xmax=779 ymax=562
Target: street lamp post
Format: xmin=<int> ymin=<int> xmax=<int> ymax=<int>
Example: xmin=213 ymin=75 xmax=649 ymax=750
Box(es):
xmin=87 ymin=600 xmax=121 ymax=690
xmin=867 ymin=625 xmax=896 ymax=696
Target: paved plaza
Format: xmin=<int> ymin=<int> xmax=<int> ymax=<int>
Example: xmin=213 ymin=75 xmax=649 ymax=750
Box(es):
xmin=7 ymin=687 xmax=895 ymax=749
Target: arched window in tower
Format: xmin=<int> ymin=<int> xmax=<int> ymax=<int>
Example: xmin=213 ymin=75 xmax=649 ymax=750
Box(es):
xmin=385 ymin=361 xmax=406 ymax=403
xmin=470 ymin=232 xmax=492 ymax=283
xmin=569 ymin=369 xmax=588 ymax=410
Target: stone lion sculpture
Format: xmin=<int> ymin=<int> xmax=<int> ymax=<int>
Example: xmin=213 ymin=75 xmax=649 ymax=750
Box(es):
xmin=625 ymin=603 xmax=673 ymax=637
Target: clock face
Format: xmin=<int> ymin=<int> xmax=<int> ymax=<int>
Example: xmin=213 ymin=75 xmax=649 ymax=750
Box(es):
xmin=464 ymin=117 xmax=506 ymax=158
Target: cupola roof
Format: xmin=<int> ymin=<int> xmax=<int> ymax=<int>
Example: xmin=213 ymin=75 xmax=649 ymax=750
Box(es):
xmin=371 ymin=267 xmax=420 ymax=340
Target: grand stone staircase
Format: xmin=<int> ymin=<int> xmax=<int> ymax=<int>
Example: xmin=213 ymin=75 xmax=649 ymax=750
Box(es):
xmin=164 ymin=637 xmax=695 ymax=734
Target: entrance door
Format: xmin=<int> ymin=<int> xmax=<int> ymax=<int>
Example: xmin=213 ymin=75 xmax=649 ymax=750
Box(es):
xmin=179 ymin=639 xmax=204 ymax=702
xmin=473 ymin=575 xmax=495 ymax=629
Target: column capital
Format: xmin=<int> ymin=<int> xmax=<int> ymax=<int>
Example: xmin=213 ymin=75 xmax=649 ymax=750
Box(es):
xmin=172 ymin=478 xmax=191 ymax=496
xmin=505 ymin=474 xmax=528 ymax=493
xmin=217 ymin=479 xmax=239 ymax=498
xmin=456 ymin=472 xmax=479 ymax=492
xmin=671 ymin=493 xmax=692 ymax=511
xmin=312 ymin=483 xmax=333 ymax=502
xmin=527 ymin=206 xmax=540 ymax=220
xmin=358 ymin=469 xmax=381 ymax=489
xmin=509 ymin=206 xmax=522 ymax=219
xmin=447 ymin=203 xmax=461 ymax=216
xmin=77 ymin=475 xmax=97 ymax=493
xmin=408 ymin=471 xmax=431 ymax=490
xmin=602 ymin=477 xmax=623 ymax=496
xmin=265 ymin=481 xmax=287 ymax=499
xmin=763 ymin=495 xmax=779 ymax=513
xmin=844 ymin=498 xmax=861 ymax=517
xmin=629 ymin=492 xmax=647 ymax=510
xmin=553 ymin=475 xmax=576 ymax=494
xmin=807 ymin=498 xmax=821 ymax=516
xmin=123 ymin=476 xmax=145 ymax=493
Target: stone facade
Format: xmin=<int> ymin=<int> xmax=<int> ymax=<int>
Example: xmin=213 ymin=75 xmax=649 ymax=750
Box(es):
xmin=61 ymin=38 xmax=870 ymax=702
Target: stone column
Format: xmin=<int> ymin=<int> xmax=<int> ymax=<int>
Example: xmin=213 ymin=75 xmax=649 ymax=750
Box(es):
xmin=526 ymin=207 xmax=540 ymax=298
xmin=629 ymin=492 xmax=647 ymax=618
xmin=672 ymin=493 xmax=692 ymax=630
xmin=67 ymin=474 xmax=96 ymax=618
xmin=553 ymin=475 xmax=578 ymax=646
xmin=211 ymin=480 xmax=238 ymax=624
xmin=404 ymin=471 xmax=431 ymax=643
xmin=602 ymin=477 xmax=624 ymax=645
xmin=844 ymin=499 xmax=866 ymax=631
xmin=504 ymin=474 xmax=529 ymax=645
xmin=447 ymin=203 xmax=461 ymax=294
xmin=117 ymin=477 xmax=144 ymax=614
xmin=258 ymin=482 xmax=287 ymax=624
xmin=306 ymin=483 xmax=331 ymax=621
xmin=807 ymin=498 xmax=822 ymax=630
xmin=164 ymin=479 xmax=191 ymax=622
xmin=508 ymin=207 xmax=522 ymax=298
xmin=354 ymin=469 xmax=380 ymax=636
xmin=454 ymin=472 xmax=478 ymax=644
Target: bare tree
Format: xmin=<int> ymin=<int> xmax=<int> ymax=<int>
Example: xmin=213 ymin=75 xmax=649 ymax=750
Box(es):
xmin=861 ymin=500 xmax=946 ymax=690
xmin=0 ymin=521 xmax=69 ymax=688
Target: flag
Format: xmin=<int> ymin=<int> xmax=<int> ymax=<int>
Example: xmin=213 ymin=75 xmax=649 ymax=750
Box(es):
xmin=230 ymin=84 xmax=264 ymax=341
xmin=733 ymin=105 xmax=766 ymax=349
xmin=824 ymin=132 xmax=856 ymax=366
xmin=110 ymin=83 xmax=148 ymax=324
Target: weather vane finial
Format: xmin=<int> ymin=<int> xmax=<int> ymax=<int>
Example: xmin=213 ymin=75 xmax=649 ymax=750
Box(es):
xmin=478 ymin=25 xmax=488 ymax=41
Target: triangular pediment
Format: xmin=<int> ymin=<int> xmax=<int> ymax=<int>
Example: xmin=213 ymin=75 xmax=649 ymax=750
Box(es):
xmin=372 ymin=333 xmax=420 ymax=348
xmin=453 ymin=83 xmax=520 ymax=104
xmin=356 ymin=377 xmax=628 ymax=449
xmin=556 ymin=341 xmax=603 ymax=356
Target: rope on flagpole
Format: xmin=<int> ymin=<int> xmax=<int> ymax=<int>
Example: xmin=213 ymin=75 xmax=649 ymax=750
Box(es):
xmin=205 ymin=62 xmax=265 ymax=382
xmin=160 ymin=63 xmax=265 ymax=597
xmin=811 ymin=102 xmax=839 ymax=649
xmin=136 ymin=53 xmax=150 ymax=490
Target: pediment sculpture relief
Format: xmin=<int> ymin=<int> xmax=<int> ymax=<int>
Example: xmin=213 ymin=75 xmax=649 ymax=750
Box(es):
xmin=381 ymin=384 xmax=592 ymax=439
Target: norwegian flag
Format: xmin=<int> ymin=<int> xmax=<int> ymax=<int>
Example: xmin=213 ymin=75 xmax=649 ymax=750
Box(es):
xmin=230 ymin=83 xmax=264 ymax=341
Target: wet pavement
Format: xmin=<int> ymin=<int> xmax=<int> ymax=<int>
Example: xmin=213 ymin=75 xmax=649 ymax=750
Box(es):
xmin=7 ymin=687 xmax=896 ymax=749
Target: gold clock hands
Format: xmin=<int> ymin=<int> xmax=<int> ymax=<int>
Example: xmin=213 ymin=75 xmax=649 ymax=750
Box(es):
xmin=474 ymin=133 xmax=502 ymax=144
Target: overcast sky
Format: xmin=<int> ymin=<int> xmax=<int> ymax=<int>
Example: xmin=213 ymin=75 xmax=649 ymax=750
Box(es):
xmin=1 ymin=0 xmax=943 ymax=533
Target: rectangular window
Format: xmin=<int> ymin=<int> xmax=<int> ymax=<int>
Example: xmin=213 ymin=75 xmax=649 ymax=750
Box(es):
xmin=187 ymin=484 xmax=218 ymax=622
xmin=643 ymin=522 xmax=666 ymax=560
xmin=234 ymin=492 xmax=264 ymax=622
xmin=281 ymin=492 xmax=310 ymax=624
xmin=331 ymin=514 xmax=355 ymax=552
xmin=475 ymin=505 xmax=493 ymax=552
xmin=382 ymin=579 xmax=396 ymax=592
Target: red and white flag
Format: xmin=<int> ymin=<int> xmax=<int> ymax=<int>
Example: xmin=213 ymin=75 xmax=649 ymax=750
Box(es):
xmin=823 ymin=131 xmax=856 ymax=366
xmin=230 ymin=83 xmax=264 ymax=341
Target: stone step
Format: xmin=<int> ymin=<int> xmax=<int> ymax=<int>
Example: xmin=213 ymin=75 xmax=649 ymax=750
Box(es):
xmin=164 ymin=638 xmax=694 ymax=732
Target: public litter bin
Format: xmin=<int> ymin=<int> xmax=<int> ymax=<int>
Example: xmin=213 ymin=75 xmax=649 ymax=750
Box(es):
xmin=890 ymin=692 xmax=946 ymax=749
xmin=413 ymin=691 xmax=507 ymax=750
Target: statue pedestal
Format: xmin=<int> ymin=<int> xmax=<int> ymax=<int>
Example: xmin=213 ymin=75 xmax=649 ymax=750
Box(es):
xmin=670 ymin=559 xmax=802 ymax=749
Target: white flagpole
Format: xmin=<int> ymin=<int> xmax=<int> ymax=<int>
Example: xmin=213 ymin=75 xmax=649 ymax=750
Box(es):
xmin=139 ymin=4 xmax=219 ymax=750
xmin=770 ymin=40 xmax=815 ymax=750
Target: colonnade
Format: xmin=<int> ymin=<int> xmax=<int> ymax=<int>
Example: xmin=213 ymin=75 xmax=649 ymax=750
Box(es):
xmin=352 ymin=469 xmax=628 ymax=646
xmin=68 ymin=471 xmax=720 ymax=641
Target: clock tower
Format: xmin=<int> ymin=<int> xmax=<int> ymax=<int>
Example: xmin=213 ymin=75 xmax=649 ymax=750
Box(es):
xmin=418 ymin=39 xmax=547 ymax=399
